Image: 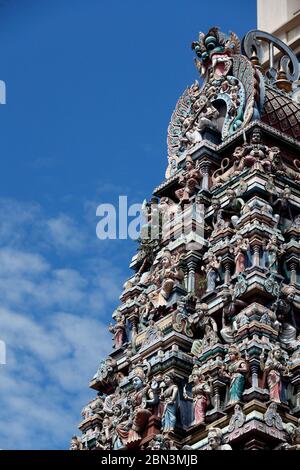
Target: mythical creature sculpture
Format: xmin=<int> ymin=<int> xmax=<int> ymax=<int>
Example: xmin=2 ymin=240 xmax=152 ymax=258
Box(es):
xmin=222 ymin=189 xmax=244 ymax=227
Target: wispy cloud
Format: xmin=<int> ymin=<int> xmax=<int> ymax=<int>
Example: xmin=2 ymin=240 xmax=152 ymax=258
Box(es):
xmin=0 ymin=197 xmax=125 ymax=449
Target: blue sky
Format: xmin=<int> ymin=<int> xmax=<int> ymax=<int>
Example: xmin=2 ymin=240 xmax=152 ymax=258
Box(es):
xmin=0 ymin=0 xmax=256 ymax=450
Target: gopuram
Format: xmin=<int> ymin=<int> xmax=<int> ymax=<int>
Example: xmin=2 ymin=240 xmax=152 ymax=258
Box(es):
xmin=72 ymin=28 xmax=300 ymax=451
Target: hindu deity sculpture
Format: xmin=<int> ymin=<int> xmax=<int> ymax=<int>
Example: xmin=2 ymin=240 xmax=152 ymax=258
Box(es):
xmin=202 ymin=252 xmax=222 ymax=293
xmin=220 ymin=287 xmax=247 ymax=343
xmin=271 ymin=286 xmax=298 ymax=349
xmin=150 ymin=250 xmax=184 ymax=307
xmin=136 ymin=292 xmax=154 ymax=330
xmin=220 ymin=345 xmax=248 ymax=405
xmin=190 ymin=300 xmax=219 ymax=356
xmin=183 ymin=366 xmax=212 ymax=426
xmin=283 ymin=419 xmax=300 ymax=450
xmin=242 ymin=128 xmax=272 ymax=172
xmin=265 ymin=235 xmax=285 ymax=274
xmin=233 ymin=235 xmax=249 ymax=275
xmin=70 ymin=435 xmax=84 ymax=450
xmin=211 ymin=197 xmax=226 ymax=233
xmin=160 ymin=373 xmax=179 ymax=433
xmin=109 ymin=313 xmax=127 ymax=349
xmin=272 ymin=186 xmax=293 ymax=230
xmin=260 ymin=344 xmax=290 ymax=403
xmin=175 ymin=155 xmax=202 ymax=206
xmin=206 ymin=427 xmax=232 ymax=450
xmin=222 ymin=189 xmax=244 ymax=227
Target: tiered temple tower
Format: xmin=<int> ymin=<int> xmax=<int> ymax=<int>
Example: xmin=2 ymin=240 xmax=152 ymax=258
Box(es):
xmin=72 ymin=27 xmax=300 ymax=451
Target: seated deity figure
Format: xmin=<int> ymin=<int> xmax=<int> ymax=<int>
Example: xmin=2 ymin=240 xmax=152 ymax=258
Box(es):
xmin=150 ymin=250 xmax=184 ymax=307
xmin=222 ymin=189 xmax=244 ymax=227
xmin=175 ymin=155 xmax=202 ymax=206
xmin=242 ymin=128 xmax=272 ymax=172
xmin=271 ymin=286 xmax=298 ymax=349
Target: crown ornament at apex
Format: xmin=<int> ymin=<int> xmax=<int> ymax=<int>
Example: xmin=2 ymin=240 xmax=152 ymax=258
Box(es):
xmin=72 ymin=26 xmax=300 ymax=451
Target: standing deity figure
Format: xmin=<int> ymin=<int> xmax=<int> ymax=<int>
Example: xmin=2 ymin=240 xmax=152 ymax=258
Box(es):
xmin=223 ymin=189 xmax=244 ymax=227
xmin=260 ymin=344 xmax=290 ymax=403
xmin=160 ymin=373 xmax=179 ymax=433
xmin=211 ymin=197 xmax=226 ymax=232
xmin=233 ymin=235 xmax=249 ymax=275
xmin=242 ymin=128 xmax=272 ymax=172
xmin=206 ymin=427 xmax=232 ymax=450
xmin=109 ymin=314 xmax=127 ymax=349
xmin=265 ymin=235 xmax=285 ymax=273
xmin=151 ymin=250 xmax=184 ymax=307
xmin=183 ymin=367 xmax=212 ymax=426
xmin=203 ymin=253 xmax=221 ymax=293
xmin=137 ymin=293 xmax=154 ymax=330
xmin=175 ymin=155 xmax=202 ymax=206
xmin=70 ymin=435 xmax=84 ymax=450
xmin=220 ymin=345 xmax=248 ymax=405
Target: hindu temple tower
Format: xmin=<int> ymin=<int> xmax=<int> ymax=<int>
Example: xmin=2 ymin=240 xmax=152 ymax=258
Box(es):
xmin=72 ymin=25 xmax=300 ymax=451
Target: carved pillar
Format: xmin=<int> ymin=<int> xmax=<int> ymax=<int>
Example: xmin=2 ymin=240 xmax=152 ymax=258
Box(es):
xmin=253 ymin=244 xmax=261 ymax=267
xmin=289 ymin=261 xmax=297 ymax=286
xmin=199 ymin=160 xmax=211 ymax=190
xmin=187 ymin=259 xmax=198 ymax=293
xmin=130 ymin=314 xmax=139 ymax=354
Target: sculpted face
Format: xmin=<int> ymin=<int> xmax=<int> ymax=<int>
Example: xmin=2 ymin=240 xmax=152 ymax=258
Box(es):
xmin=208 ymin=433 xmax=219 ymax=449
xmin=274 ymin=348 xmax=282 ymax=359
xmin=133 ymin=376 xmax=143 ymax=390
xmin=251 ymin=130 xmax=262 ymax=144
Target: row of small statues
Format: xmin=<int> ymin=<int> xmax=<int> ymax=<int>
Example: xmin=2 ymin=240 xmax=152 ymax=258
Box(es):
xmin=82 ymin=339 xmax=297 ymax=447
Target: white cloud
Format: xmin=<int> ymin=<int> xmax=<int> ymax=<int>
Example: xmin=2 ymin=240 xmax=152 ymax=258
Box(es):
xmin=0 ymin=197 xmax=125 ymax=449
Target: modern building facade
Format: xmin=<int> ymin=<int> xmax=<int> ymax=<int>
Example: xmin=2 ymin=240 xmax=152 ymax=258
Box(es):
xmin=72 ymin=24 xmax=300 ymax=451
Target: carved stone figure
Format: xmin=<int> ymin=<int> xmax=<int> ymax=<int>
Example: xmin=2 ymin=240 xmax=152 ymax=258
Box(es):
xmin=206 ymin=427 xmax=232 ymax=450
xmin=264 ymin=402 xmax=284 ymax=430
xmin=109 ymin=314 xmax=127 ymax=349
xmin=70 ymin=435 xmax=83 ymax=450
xmin=272 ymin=186 xmax=293 ymax=229
xmin=233 ymin=235 xmax=249 ymax=275
xmin=150 ymin=250 xmax=184 ymax=307
xmin=160 ymin=373 xmax=179 ymax=433
xmin=265 ymin=235 xmax=285 ymax=274
xmin=223 ymin=189 xmax=244 ymax=227
xmin=183 ymin=366 xmax=212 ymax=425
xmin=271 ymin=286 xmax=298 ymax=349
xmin=260 ymin=344 xmax=290 ymax=403
xmin=220 ymin=345 xmax=248 ymax=405
xmin=175 ymin=156 xmax=202 ymax=206
xmin=220 ymin=288 xmax=247 ymax=343
xmin=137 ymin=293 xmax=154 ymax=330
xmin=283 ymin=419 xmax=300 ymax=450
xmin=228 ymin=404 xmax=246 ymax=432
xmin=242 ymin=128 xmax=272 ymax=172
xmin=202 ymin=252 xmax=221 ymax=292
